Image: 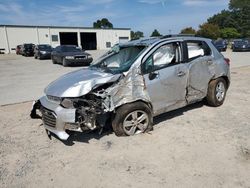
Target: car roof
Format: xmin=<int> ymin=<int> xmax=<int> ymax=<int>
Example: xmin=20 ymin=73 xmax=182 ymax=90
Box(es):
xmin=120 ymin=35 xmax=211 ymax=47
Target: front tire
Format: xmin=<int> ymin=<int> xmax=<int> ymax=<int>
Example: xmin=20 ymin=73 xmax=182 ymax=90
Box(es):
xmin=112 ymin=102 xmax=153 ymax=136
xmin=52 ymin=56 xmax=57 ymax=64
xmin=206 ymin=78 xmax=227 ymax=107
xmin=62 ymin=58 xmax=68 ymax=67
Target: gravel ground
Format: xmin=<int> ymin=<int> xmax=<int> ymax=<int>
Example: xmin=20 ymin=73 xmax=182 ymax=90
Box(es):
xmin=0 ymin=50 xmax=250 ymax=187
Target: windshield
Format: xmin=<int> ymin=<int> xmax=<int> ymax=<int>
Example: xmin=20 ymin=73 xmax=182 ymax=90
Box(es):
xmin=24 ymin=44 xmax=33 ymax=49
xmin=61 ymin=46 xmax=81 ymax=52
xmin=89 ymin=45 xmax=146 ymax=74
xmin=39 ymin=45 xmax=52 ymax=50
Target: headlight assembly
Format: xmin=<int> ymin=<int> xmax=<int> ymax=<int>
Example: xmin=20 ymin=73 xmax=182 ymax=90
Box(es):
xmin=61 ymin=98 xmax=74 ymax=108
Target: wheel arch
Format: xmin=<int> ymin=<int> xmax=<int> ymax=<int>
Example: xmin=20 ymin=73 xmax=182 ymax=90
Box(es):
xmin=210 ymin=75 xmax=230 ymax=89
xmin=114 ymin=99 xmax=153 ymax=114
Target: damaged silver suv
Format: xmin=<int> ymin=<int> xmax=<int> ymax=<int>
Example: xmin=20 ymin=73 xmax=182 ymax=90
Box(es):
xmin=31 ymin=35 xmax=230 ymax=140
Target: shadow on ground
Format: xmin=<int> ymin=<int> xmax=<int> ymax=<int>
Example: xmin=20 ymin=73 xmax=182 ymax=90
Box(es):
xmin=48 ymin=101 xmax=205 ymax=146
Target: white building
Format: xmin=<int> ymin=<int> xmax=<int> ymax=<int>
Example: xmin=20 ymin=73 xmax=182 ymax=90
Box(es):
xmin=0 ymin=25 xmax=131 ymax=54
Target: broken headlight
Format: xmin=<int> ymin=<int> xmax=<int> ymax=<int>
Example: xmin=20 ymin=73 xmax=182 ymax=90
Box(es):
xmin=61 ymin=98 xmax=75 ymax=109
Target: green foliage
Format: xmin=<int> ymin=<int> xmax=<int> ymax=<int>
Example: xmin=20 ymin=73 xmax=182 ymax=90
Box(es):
xmin=150 ymin=29 xmax=161 ymax=37
xmin=93 ymin=18 xmax=113 ymax=29
xmin=131 ymin=31 xmax=144 ymax=40
xmin=229 ymin=0 xmax=250 ymax=10
xmin=197 ymin=23 xmax=220 ymax=39
xmin=207 ymin=10 xmax=237 ymax=29
xmin=180 ymin=27 xmax=196 ymax=34
xmin=207 ymin=0 xmax=250 ymax=37
xmin=220 ymin=27 xmax=241 ymax=39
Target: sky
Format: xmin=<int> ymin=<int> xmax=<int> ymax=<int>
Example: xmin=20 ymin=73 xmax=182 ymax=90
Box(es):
xmin=0 ymin=0 xmax=229 ymax=36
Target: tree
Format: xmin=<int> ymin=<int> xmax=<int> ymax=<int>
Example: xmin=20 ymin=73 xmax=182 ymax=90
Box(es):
xmin=150 ymin=29 xmax=161 ymax=37
xmin=220 ymin=27 xmax=241 ymax=39
xmin=207 ymin=10 xmax=237 ymax=29
xmin=180 ymin=27 xmax=196 ymax=34
xmin=131 ymin=31 xmax=144 ymax=40
xmin=207 ymin=0 xmax=250 ymax=37
xmin=197 ymin=23 xmax=220 ymax=39
xmin=93 ymin=18 xmax=113 ymax=29
xmin=229 ymin=0 xmax=250 ymax=37
xmin=229 ymin=0 xmax=250 ymax=10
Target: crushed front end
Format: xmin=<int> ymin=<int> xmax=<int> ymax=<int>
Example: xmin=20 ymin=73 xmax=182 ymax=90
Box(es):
xmin=31 ymin=90 xmax=112 ymax=140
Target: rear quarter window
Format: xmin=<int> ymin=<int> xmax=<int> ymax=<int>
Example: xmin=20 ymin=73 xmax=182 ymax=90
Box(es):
xmin=187 ymin=41 xmax=211 ymax=61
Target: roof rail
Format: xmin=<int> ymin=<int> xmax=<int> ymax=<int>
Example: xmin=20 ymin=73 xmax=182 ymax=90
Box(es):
xmin=161 ymin=34 xmax=196 ymax=39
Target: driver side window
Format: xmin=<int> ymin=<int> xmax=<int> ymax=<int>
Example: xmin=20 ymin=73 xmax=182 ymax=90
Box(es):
xmin=142 ymin=42 xmax=181 ymax=74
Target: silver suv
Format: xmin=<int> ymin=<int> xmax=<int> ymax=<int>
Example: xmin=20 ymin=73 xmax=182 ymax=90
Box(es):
xmin=31 ymin=36 xmax=230 ymax=140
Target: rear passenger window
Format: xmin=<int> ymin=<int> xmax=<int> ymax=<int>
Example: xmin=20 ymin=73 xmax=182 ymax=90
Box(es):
xmin=187 ymin=41 xmax=211 ymax=61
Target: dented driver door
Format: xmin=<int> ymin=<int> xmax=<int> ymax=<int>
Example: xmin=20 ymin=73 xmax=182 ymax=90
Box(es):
xmin=142 ymin=42 xmax=188 ymax=116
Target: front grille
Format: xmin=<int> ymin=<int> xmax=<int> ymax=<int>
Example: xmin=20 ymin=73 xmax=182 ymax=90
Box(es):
xmin=41 ymin=107 xmax=56 ymax=127
xmin=75 ymin=55 xmax=86 ymax=59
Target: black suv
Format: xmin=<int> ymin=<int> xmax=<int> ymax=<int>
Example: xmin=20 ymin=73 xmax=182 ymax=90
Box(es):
xmin=21 ymin=43 xmax=35 ymax=56
xmin=34 ymin=44 xmax=52 ymax=59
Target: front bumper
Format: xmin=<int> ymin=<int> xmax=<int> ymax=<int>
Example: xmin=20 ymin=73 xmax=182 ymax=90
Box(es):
xmin=32 ymin=96 xmax=78 ymax=140
xmin=233 ymin=47 xmax=250 ymax=51
xmin=65 ymin=57 xmax=93 ymax=65
xmin=40 ymin=53 xmax=51 ymax=59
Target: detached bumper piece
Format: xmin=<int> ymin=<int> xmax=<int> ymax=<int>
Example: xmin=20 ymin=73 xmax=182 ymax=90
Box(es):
xmin=30 ymin=100 xmax=42 ymax=119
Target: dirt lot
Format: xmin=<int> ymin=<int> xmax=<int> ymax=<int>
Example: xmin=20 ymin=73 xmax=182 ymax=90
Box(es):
xmin=1 ymin=52 xmax=250 ymax=187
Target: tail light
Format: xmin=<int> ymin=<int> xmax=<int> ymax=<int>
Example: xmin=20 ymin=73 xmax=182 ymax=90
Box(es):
xmin=224 ymin=58 xmax=230 ymax=66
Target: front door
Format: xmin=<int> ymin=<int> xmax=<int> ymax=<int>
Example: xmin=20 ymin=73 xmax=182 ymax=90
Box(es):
xmin=142 ymin=42 xmax=189 ymax=115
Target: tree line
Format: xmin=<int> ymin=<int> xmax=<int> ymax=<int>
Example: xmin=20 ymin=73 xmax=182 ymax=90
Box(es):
xmin=93 ymin=0 xmax=249 ymax=40
xmin=181 ymin=0 xmax=250 ymax=39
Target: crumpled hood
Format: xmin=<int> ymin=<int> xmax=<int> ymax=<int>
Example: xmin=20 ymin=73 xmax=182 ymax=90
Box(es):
xmin=45 ymin=68 xmax=121 ymax=97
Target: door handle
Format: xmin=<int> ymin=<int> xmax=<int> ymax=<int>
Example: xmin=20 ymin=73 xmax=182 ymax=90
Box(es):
xmin=177 ymin=71 xmax=185 ymax=77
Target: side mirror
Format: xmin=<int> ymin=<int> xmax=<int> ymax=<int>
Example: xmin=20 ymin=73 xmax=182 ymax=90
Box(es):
xmin=149 ymin=71 xmax=159 ymax=80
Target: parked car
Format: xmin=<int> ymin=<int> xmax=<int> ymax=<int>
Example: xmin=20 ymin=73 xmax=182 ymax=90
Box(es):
xmin=232 ymin=39 xmax=250 ymax=52
xmin=16 ymin=45 xmax=21 ymax=55
xmin=34 ymin=44 xmax=52 ymax=59
xmin=31 ymin=36 xmax=230 ymax=141
xmin=213 ymin=39 xmax=227 ymax=52
xmin=51 ymin=45 xmax=93 ymax=66
xmin=20 ymin=43 xmax=35 ymax=56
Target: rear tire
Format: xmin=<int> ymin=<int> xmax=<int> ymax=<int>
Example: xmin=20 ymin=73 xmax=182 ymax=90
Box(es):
xmin=112 ymin=102 xmax=153 ymax=136
xmin=206 ymin=78 xmax=227 ymax=107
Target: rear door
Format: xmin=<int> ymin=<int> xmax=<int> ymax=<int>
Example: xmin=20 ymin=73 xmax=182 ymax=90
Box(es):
xmin=184 ymin=40 xmax=214 ymax=103
xmin=142 ymin=41 xmax=189 ymax=115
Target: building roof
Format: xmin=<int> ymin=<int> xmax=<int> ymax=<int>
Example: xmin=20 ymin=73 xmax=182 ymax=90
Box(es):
xmin=0 ymin=24 xmax=130 ymax=31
